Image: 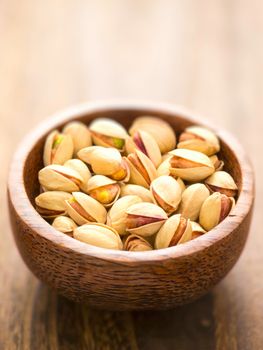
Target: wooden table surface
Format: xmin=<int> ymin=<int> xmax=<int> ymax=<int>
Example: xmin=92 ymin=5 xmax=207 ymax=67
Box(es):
xmin=0 ymin=1 xmax=261 ymax=349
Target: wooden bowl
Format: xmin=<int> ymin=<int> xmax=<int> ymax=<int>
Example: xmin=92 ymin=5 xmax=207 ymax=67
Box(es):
xmin=8 ymin=101 xmax=254 ymax=311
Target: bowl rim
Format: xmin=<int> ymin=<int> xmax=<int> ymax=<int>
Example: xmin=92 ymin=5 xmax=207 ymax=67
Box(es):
xmin=8 ymin=100 xmax=255 ymax=263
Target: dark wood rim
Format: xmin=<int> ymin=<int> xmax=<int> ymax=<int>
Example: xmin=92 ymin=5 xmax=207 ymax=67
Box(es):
xmin=8 ymin=100 xmax=255 ymax=263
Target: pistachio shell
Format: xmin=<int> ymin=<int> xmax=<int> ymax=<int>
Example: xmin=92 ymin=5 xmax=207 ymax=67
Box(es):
xmin=178 ymin=183 xmax=210 ymax=221
xmin=35 ymin=191 xmax=72 ymax=219
xmin=120 ymin=184 xmax=153 ymax=203
xmin=209 ymin=155 xmax=224 ymax=171
xmin=124 ymin=234 xmax=153 ymax=251
xmin=155 ymin=214 xmax=192 ymax=249
xmin=169 ymin=149 xmax=215 ymax=182
xmin=205 ymin=171 xmax=238 ymax=197
xmin=52 ymin=216 xmax=77 ymax=234
xmin=38 ymin=165 xmax=83 ymax=192
xmin=125 ymin=150 xmax=157 ymax=188
xmin=43 ymin=130 xmax=74 ymax=166
xmin=64 ymin=159 xmax=92 ymax=193
xmin=126 ymin=202 xmax=167 ymax=237
xmin=107 ymin=195 xmax=142 ymax=235
xmin=125 ymin=130 xmax=162 ymax=167
xmin=178 ymin=126 xmax=220 ymax=156
xmin=150 ymin=176 xmax=182 ymax=215
xmin=63 ymin=121 xmax=92 ymax=155
xmin=87 ymin=175 xmax=120 ymax=207
xmin=199 ymin=192 xmax=235 ymax=231
xmin=73 ymin=223 xmax=123 ymax=250
xmin=129 ymin=116 xmax=176 ymax=153
xmin=65 ymin=192 xmax=107 ymax=226
xmin=157 ymin=157 xmax=172 ymax=177
xmin=190 ymin=221 xmax=206 ymax=239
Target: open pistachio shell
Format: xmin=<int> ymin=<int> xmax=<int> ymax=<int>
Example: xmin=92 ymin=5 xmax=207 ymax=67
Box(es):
xmin=38 ymin=164 xmax=83 ymax=192
xmin=125 ymin=150 xmax=157 ymax=188
xmin=126 ymin=202 xmax=167 ymax=237
xmin=52 ymin=216 xmax=77 ymax=235
xmin=169 ymin=149 xmax=215 ymax=182
xmin=64 ymin=159 xmax=91 ymax=193
xmin=35 ymin=191 xmax=72 ymax=219
xmin=125 ymin=130 xmax=162 ymax=167
xmin=205 ymin=171 xmax=238 ymax=197
xmin=65 ymin=192 xmax=107 ymax=226
xmin=199 ymin=192 xmax=235 ymax=231
xmin=178 ymin=126 xmax=220 ymax=156
xmin=150 ymin=175 xmax=182 ymax=215
xmin=124 ymin=234 xmax=153 ymax=251
xmin=120 ymin=184 xmax=153 ymax=203
xmin=209 ymin=155 xmax=224 ymax=171
xmin=87 ymin=175 xmax=120 ymax=207
xmin=107 ymin=195 xmax=142 ymax=235
xmin=43 ymin=130 xmax=74 ymax=166
xmin=155 ymin=214 xmax=192 ymax=249
xmin=129 ymin=116 xmax=176 ymax=153
xmin=73 ymin=223 xmax=123 ymax=250
xmin=89 ymin=118 xmax=128 ymax=151
xmin=63 ymin=121 xmax=92 ymax=155
xmin=191 ymin=221 xmax=206 ymax=239
xmin=178 ymin=183 xmax=210 ymax=221
xmin=157 ymin=157 xmax=172 ymax=177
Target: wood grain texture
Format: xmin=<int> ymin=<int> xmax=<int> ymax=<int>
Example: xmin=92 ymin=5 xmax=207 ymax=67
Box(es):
xmin=0 ymin=0 xmax=262 ymax=349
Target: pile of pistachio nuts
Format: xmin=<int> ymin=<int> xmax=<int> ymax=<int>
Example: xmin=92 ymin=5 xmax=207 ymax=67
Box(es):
xmin=35 ymin=116 xmax=238 ymax=251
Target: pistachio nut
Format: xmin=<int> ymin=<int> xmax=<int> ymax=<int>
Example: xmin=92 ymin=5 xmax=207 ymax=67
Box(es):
xmin=209 ymin=155 xmax=224 ymax=171
xmin=78 ymin=146 xmax=130 ymax=181
xmin=157 ymin=157 xmax=172 ymax=177
xmin=89 ymin=118 xmax=128 ymax=152
xmin=129 ymin=116 xmax=176 ymax=153
xmin=125 ymin=130 xmax=162 ymax=167
xmin=124 ymin=234 xmax=153 ymax=252
xmin=65 ymin=191 xmax=107 ymax=226
xmin=73 ymin=223 xmax=123 ymax=250
xmin=125 ymin=150 xmax=157 ymax=188
xmin=63 ymin=121 xmax=92 ymax=155
xmin=38 ymin=164 xmax=83 ymax=192
xmin=205 ymin=171 xmax=238 ymax=197
xmin=126 ymin=202 xmax=167 ymax=237
xmin=178 ymin=126 xmax=220 ymax=156
xmin=107 ymin=195 xmax=142 ymax=235
xmin=155 ymin=214 xmax=192 ymax=249
xmin=169 ymin=149 xmax=215 ymax=182
xmin=191 ymin=221 xmax=206 ymax=239
xmin=43 ymin=130 xmax=74 ymax=166
xmin=35 ymin=191 xmax=72 ymax=219
xmin=87 ymin=175 xmax=120 ymax=207
xmin=178 ymin=183 xmax=210 ymax=221
xmin=150 ymin=175 xmax=182 ymax=215
xmin=120 ymin=184 xmax=153 ymax=203
xmin=52 ymin=216 xmax=77 ymax=235
xmin=64 ymin=159 xmax=91 ymax=193
xmin=199 ymin=192 xmax=235 ymax=231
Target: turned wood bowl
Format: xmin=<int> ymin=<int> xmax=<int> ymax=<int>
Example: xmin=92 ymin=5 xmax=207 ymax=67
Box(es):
xmin=8 ymin=101 xmax=254 ymax=311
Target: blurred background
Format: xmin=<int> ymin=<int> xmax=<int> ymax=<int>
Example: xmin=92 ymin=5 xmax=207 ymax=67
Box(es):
xmin=0 ymin=1 xmax=262 ymax=349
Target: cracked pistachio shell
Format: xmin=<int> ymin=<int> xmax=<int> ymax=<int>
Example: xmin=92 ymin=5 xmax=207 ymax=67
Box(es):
xmin=126 ymin=202 xmax=168 ymax=237
xmin=38 ymin=164 xmax=83 ymax=192
xmin=157 ymin=157 xmax=172 ymax=177
xmin=107 ymin=195 xmax=142 ymax=235
xmin=199 ymin=192 xmax=235 ymax=231
xmin=178 ymin=183 xmax=210 ymax=221
xmin=125 ymin=150 xmax=157 ymax=188
xmin=129 ymin=116 xmax=176 ymax=153
xmin=43 ymin=130 xmax=74 ymax=166
xmin=209 ymin=155 xmax=224 ymax=171
xmin=63 ymin=121 xmax=92 ymax=155
xmin=125 ymin=130 xmax=162 ymax=167
xmin=65 ymin=192 xmax=107 ymax=226
xmin=191 ymin=221 xmax=206 ymax=239
xmin=155 ymin=214 xmax=192 ymax=249
xmin=178 ymin=126 xmax=220 ymax=156
xmin=120 ymin=184 xmax=153 ymax=203
xmin=52 ymin=216 xmax=77 ymax=235
xmin=169 ymin=149 xmax=215 ymax=182
xmin=73 ymin=223 xmax=123 ymax=250
xmin=35 ymin=191 xmax=73 ymax=219
xmin=64 ymin=159 xmax=92 ymax=193
xmin=89 ymin=118 xmax=128 ymax=151
xmin=87 ymin=175 xmax=120 ymax=207
xmin=124 ymin=234 xmax=153 ymax=252
xmin=205 ymin=171 xmax=238 ymax=197
xmin=150 ymin=176 xmax=182 ymax=216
